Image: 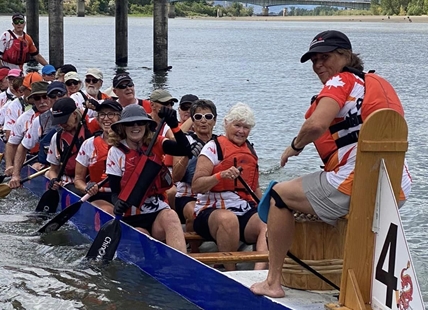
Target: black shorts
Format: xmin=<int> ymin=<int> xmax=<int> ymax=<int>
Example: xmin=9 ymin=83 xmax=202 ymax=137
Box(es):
xmin=121 ymin=210 xmax=162 ymax=235
xmin=175 ymin=196 xmax=197 ymax=224
xmin=193 ymin=207 xmax=257 ymax=244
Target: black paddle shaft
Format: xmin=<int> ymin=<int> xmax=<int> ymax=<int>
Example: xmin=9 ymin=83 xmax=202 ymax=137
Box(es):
xmin=236 ymin=173 xmax=341 ymax=291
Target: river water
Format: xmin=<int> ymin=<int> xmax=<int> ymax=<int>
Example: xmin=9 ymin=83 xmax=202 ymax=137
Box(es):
xmin=0 ymin=16 xmax=427 ymax=309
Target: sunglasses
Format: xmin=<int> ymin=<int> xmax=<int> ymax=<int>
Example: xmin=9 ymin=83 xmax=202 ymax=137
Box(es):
xmin=98 ymin=112 xmax=121 ymax=120
xmin=116 ymin=82 xmax=134 ymax=89
xmin=46 ymin=73 xmax=56 ymax=77
xmin=13 ymin=19 xmax=25 ymax=25
xmin=85 ymin=78 xmax=99 ymax=84
xmin=47 ymin=91 xmax=66 ymax=99
xmin=65 ymin=80 xmax=80 ymax=86
xmin=32 ymin=94 xmax=48 ymax=101
xmin=180 ymin=104 xmax=191 ymax=111
xmin=194 ymin=113 xmax=214 ymax=121
xmin=124 ymin=121 xmax=146 ymax=127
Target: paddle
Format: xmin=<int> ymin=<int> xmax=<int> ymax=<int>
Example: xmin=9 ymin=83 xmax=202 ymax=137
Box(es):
xmin=85 ymin=118 xmax=166 ymax=262
xmin=0 ymin=154 xmax=38 ymax=183
xmin=35 ymin=107 xmax=89 ymax=213
xmin=38 ymin=178 xmax=109 ymax=234
xmin=0 ymin=167 xmax=50 ymax=198
xmin=236 ymin=172 xmax=341 ymax=291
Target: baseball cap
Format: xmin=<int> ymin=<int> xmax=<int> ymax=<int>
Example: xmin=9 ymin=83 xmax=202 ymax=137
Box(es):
xmin=112 ymin=73 xmax=132 ymax=88
xmin=150 ymin=89 xmax=178 ymax=103
xmin=52 ymin=97 xmax=77 ymax=125
xmin=86 ymin=68 xmax=103 ymax=80
xmin=42 ymin=64 xmax=56 ymax=75
xmin=0 ymin=68 xmax=9 ymax=80
xmin=60 ymin=64 xmax=77 ymax=75
xmin=300 ymin=30 xmax=352 ymax=63
xmin=8 ymin=69 xmax=22 ymax=77
xmin=28 ymin=81 xmax=49 ymax=99
xmin=22 ymin=72 xmax=43 ymax=90
xmin=64 ymin=71 xmax=80 ymax=82
xmin=96 ymin=99 xmax=123 ymax=112
xmin=179 ymin=94 xmax=198 ymax=107
xmin=47 ymin=81 xmax=67 ymax=95
xmin=12 ymin=13 xmax=24 ymax=21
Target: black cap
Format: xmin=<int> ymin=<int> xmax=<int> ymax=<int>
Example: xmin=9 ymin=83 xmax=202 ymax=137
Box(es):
xmin=47 ymin=81 xmax=66 ymax=95
xmin=96 ymin=99 xmax=123 ymax=112
xmin=52 ymin=97 xmax=77 ymax=125
xmin=12 ymin=13 xmax=24 ymax=21
xmin=113 ymin=73 xmax=132 ymax=88
xmin=60 ymin=64 xmax=77 ymax=75
xmin=300 ymin=30 xmax=352 ymax=63
xmin=179 ymin=94 xmax=199 ymax=107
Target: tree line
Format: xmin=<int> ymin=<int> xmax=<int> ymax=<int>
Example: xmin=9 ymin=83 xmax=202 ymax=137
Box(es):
xmin=0 ymin=0 xmax=426 ymax=18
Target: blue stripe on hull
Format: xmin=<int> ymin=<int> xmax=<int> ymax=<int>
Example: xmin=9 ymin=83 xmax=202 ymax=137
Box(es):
xmin=23 ymin=166 xmax=291 ymax=310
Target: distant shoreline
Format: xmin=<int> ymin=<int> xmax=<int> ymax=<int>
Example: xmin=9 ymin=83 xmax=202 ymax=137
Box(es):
xmin=184 ymin=15 xmax=426 ymax=23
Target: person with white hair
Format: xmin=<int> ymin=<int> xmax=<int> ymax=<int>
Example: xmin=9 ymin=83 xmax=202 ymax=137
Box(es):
xmin=191 ymin=102 xmax=268 ymax=271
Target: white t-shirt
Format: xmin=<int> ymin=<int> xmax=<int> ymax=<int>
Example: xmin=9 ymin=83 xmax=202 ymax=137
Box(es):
xmin=70 ymin=91 xmax=99 ymax=118
xmin=46 ymin=132 xmax=73 ymax=183
xmin=4 ymin=96 xmax=25 ymax=131
xmin=8 ymin=108 xmax=36 ymax=145
xmin=193 ymin=140 xmax=253 ymax=217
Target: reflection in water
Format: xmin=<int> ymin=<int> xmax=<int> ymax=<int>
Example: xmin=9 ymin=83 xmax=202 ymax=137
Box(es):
xmin=151 ymin=71 xmax=169 ymax=90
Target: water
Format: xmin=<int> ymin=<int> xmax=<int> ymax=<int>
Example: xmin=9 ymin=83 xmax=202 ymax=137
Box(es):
xmin=0 ymin=16 xmax=427 ymax=309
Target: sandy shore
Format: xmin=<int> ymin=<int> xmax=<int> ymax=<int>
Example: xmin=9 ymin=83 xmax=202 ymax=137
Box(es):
xmin=187 ymin=15 xmax=428 ymax=23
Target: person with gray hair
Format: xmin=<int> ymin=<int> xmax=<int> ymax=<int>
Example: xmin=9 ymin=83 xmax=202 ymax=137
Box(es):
xmin=191 ymin=102 xmax=267 ymax=271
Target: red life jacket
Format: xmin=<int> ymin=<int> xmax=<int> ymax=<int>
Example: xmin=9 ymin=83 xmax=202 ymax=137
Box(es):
xmin=56 ymin=124 xmax=92 ymax=177
xmin=118 ymin=140 xmax=173 ymax=215
xmin=88 ymin=134 xmax=109 ymax=183
xmin=211 ymin=136 xmax=259 ymax=202
xmin=138 ymin=99 xmax=152 ymax=114
xmin=2 ymin=30 xmax=30 ymax=65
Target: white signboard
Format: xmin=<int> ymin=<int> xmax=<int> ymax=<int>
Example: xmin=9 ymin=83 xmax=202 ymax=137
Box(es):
xmin=371 ymin=160 xmax=424 ymax=310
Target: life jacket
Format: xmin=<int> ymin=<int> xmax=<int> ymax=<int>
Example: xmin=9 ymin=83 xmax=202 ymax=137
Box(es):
xmin=38 ymin=110 xmax=60 ymax=164
xmin=88 ymin=132 xmax=109 ymax=184
xmin=181 ymin=132 xmax=217 ymax=185
xmin=56 ymin=123 xmax=92 ymax=177
xmin=210 ymin=136 xmax=259 ymax=201
xmin=313 ymin=68 xmax=404 ymax=166
xmin=118 ymin=141 xmax=173 ymax=215
xmin=138 ymin=98 xmax=152 ymax=114
xmin=2 ymin=30 xmax=30 ymax=65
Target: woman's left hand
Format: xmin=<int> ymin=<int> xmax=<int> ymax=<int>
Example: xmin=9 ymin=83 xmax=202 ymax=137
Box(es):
xmin=85 ymin=182 xmax=99 ymax=196
xmin=221 ymin=166 xmax=241 ymax=180
xmin=280 ymin=146 xmax=301 ymax=167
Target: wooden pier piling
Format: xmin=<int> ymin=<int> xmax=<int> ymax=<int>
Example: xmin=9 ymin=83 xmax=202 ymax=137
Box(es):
xmin=115 ymin=0 xmax=128 ymax=67
xmin=48 ymin=0 xmax=64 ymax=68
xmin=153 ymin=0 xmax=168 ymax=72
xmin=77 ymin=0 xmax=85 ymax=17
xmin=26 ymin=0 xmax=39 ymax=68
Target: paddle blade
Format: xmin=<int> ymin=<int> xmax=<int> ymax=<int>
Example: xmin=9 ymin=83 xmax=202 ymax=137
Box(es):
xmin=86 ymin=218 xmax=122 ymax=262
xmin=38 ymin=200 xmax=83 ymax=233
xmin=0 ymin=183 xmax=12 ymax=198
xmin=35 ymin=189 xmax=60 ymax=213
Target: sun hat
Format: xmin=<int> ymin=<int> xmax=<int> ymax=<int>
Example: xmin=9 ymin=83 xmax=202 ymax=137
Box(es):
xmin=179 ymin=94 xmax=198 ymax=108
xmin=95 ymin=99 xmax=123 ymax=112
xmin=86 ymin=68 xmax=103 ymax=80
xmin=64 ymin=71 xmax=81 ymax=82
xmin=112 ymin=73 xmax=132 ymax=88
xmin=22 ymin=72 xmax=43 ymax=90
xmin=47 ymin=81 xmax=67 ymax=95
xmin=52 ymin=97 xmax=77 ymax=125
xmin=300 ymin=30 xmax=352 ymax=63
xmin=8 ymin=69 xmax=22 ymax=77
xmin=28 ymin=81 xmax=49 ymax=99
xmin=149 ymin=89 xmax=178 ymax=103
xmin=111 ymin=104 xmax=157 ymax=133
xmin=42 ymin=64 xmax=56 ymax=75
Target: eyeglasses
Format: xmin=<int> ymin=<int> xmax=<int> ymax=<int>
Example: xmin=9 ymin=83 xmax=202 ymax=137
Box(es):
xmin=47 ymin=91 xmax=66 ymax=99
xmin=65 ymin=80 xmax=80 ymax=86
xmin=116 ymin=82 xmax=134 ymax=89
xmin=180 ymin=104 xmax=191 ymax=111
xmin=194 ymin=113 xmax=214 ymax=121
xmin=32 ymin=94 xmax=48 ymax=101
xmin=13 ymin=19 xmax=25 ymax=25
xmin=124 ymin=121 xmax=146 ymax=127
xmin=98 ymin=112 xmax=121 ymax=120
xmin=85 ymin=78 xmax=99 ymax=84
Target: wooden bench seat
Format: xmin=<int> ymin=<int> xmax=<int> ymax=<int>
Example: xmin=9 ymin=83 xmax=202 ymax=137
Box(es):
xmin=184 ymin=231 xmax=205 ymax=241
xmin=190 ymin=251 xmax=269 ymax=264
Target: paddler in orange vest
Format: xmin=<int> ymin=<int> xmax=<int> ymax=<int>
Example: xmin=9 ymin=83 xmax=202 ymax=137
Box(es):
xmin=192 ymin=103 xmax=268 ymax=271
xmin=106 ymin=104 xmax=200 ymax=253
xmin=74 ymin=100 xmax=123 ymax=215
xmin=251 ymin=30 xmax=412 ymax=298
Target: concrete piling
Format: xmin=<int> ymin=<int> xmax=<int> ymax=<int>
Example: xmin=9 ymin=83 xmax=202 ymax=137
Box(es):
xmin=48 ymin=0 xmax=64 ymax=68
xmin=115 ymin=0 xmax=128 ymax=67
xmin=77 ymin=0 xmax=85 ymax=17
xmin=26 ymin=0 xmax=39 ymax=67
xmin=153 ymin=0 xmax=168 ymax=72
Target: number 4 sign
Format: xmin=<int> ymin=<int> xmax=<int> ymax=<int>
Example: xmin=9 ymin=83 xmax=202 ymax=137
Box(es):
xmin=371 ymin=160 xmax=424 ymax=310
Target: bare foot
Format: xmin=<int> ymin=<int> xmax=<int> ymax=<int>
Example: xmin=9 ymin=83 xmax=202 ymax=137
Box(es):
xmin=250 ymin=280 xmax=285 ymax=298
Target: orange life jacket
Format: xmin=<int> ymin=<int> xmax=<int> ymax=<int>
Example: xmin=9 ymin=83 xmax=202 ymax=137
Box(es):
xmin=2 ymin=30 xmax=30 ymax=65
xmin=211 ymin=136 xmax=259 ymax=202
xmin=88 ymin=134 xmax=109 ymax=183
xmin=138 ymin=99 xmax=152 ymax=114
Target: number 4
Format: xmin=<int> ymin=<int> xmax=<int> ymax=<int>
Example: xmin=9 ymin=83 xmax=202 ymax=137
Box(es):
xmin=375 ymin=223 xmax=398 ymax=308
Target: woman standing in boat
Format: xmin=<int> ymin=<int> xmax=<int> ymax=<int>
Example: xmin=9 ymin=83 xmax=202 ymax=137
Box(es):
xmin=74 ymin=100 xmax=122 ymax=214
xmin=191 ymin=103 xmax=268 ymax=271
xmin=251 ymin=30 xmax=412 ymax=298
xmin=106 ymin=104 xmax=196 ymax=253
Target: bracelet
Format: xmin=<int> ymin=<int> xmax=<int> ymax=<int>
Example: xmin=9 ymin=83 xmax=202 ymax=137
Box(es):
xmin=171 ymin=125 xmax=181 ymax=134
xmin=214 ymin=172 xmax=222 ymax=181
xmin=291 ymin=137 xmax=304 ymax=152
